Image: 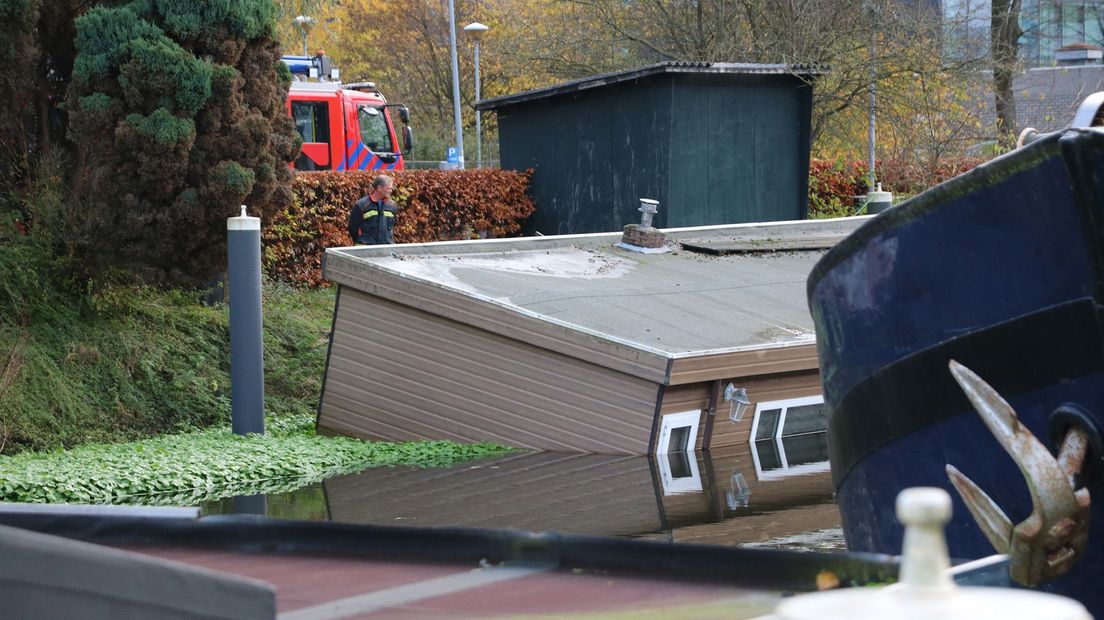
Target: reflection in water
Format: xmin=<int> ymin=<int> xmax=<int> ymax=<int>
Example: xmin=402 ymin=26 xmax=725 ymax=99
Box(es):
xmin=202 ymin=435 xmax=840 ymax=548
xmin=727 ymin=472 xmax=751 ymax=510
xmin=752 ymin=433 xmax=832 ymax=480
xmin=232 ymin=493 xmax=266 ymax=516
xmin=659 ymin=449 xmax=702 ymax=495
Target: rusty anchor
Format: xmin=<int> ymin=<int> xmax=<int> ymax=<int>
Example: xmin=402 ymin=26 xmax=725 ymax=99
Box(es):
xmin=944 ymin=360 xmax=1092 ymax=587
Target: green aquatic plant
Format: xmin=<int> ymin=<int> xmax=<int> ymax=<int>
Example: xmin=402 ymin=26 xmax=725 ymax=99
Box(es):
xmin=0 ymin=418 xmax=512 ymax=506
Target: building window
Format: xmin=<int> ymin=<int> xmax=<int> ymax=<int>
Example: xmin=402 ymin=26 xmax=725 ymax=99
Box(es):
xmin=358 ymin=106 xmax=397 ymax=153
xmin=655 ymin=410 xmax=702 ymax=495
xmin=292 ymin=101 xmax=329 ymax=144
xmin=291 ymin=101 xmax=331 ymax=171
xmin=749 ymin=395 xmax=830 ymax=480
xmin=656 ymin=410 xmax=700 ymax=455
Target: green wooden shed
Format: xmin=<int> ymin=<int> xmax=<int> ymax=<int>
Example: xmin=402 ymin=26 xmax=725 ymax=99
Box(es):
xmin=476 ymin=62 xmax=822 ymax=235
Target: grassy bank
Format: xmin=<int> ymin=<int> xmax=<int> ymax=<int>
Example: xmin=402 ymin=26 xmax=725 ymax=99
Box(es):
xmin=0 ymin=234 xmax=513 ymax=503
xmin=0 ymin=265 xmax=333 ymax=454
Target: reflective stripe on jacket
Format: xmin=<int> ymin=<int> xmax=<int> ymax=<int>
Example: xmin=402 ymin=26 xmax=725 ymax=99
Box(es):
xmin=348 ymin=196 xmax=397 ymax=245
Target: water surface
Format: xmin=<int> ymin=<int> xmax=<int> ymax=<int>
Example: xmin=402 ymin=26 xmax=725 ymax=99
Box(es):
xmin=203 ymin=434 xmax=842 ymax=550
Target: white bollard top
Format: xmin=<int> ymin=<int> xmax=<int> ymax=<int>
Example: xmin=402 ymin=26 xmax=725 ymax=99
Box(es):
xmin=773 ymin=487 xmax=1091 ymax=620
xmin=228 ymin=204 xmax=260 ymax=231
xmin=867 ymin=182 xmax=893 ymax=202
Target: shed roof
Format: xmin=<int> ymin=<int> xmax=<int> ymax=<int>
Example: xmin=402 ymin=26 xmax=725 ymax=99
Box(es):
xmin=324 ymin=218 xmax=865 ymax=384
xmin=476 ymin=61 xmax=825 ymax=111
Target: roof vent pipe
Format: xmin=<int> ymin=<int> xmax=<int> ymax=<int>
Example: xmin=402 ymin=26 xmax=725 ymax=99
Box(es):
xmin=618 ymin=198 xmax=668 ymax=253
xmin=639 ymin=198 xmax=659 ymax=227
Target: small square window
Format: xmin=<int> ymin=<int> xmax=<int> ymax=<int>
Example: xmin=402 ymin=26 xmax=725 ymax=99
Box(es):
xmin=655 ymin=410 xmax=703 ymax=495
xmin=655 ymin=410 xmax=701 ymax=456
xmin=668 ymin=425 xmax=691 ymax=454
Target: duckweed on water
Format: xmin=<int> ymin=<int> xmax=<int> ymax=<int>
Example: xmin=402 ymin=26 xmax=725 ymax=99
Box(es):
xmin=0 ymin=416 xmax=512 ymax=505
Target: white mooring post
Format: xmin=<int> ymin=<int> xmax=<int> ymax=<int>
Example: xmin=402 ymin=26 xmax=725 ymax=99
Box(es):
xmin=227 ymin=205 xmax=264 ymax=436
xmin=774 ymin=487 xmax=1090 ymax=620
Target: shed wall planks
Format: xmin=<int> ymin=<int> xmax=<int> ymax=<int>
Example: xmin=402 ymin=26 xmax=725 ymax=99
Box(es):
xmin=319 ymin=288 xmax=658 ymax=454
xmin=494 ymin=68 xmax=814 ymax=235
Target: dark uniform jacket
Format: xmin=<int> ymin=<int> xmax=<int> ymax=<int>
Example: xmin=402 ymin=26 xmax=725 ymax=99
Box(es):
xmin=348 ymin=195 xmax=398 ymax=245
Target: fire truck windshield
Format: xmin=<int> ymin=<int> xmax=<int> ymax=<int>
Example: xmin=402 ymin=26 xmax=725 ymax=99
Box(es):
xmin=358 ymin=106 xmax=396 ymax=154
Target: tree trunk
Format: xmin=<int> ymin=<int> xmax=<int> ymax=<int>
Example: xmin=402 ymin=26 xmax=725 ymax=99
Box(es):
xmin=991 ymin=0 xmax=1022 ymax=149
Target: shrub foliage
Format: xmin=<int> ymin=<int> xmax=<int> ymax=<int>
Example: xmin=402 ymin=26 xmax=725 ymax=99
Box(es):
xmin=264 ymin=169 xmax=536 ymax=287
xmin=808 ymin=156 xmax=985 ymax=218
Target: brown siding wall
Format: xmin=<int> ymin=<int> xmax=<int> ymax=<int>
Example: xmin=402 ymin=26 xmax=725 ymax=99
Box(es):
xmin=666 ymin=344 xmax=819 ymax=385
xmin=660 ymin=370 xmax=823 ymax=450
xmin=325 ymin=255 xmax=671 ymax=383
xmin=319 ymin=287 xmax=659 ymax=454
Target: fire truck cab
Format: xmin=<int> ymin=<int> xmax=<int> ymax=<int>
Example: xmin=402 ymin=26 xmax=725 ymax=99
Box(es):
xmin=284 ymin=54 xmax=413 ymax=172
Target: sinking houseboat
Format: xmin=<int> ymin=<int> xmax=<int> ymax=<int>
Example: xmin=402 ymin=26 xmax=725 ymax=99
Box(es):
xmin=806 ymin=114 xmax=1104 ymax=613
xmin=318 ymin=217 xmax=864 ymax=458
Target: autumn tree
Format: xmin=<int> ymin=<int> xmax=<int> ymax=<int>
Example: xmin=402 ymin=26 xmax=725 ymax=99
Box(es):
xmin=992 ymin=0 xmax=1023 ymax=148
xmin=335 ymin=0 xmax=458 ymax=157
xmin=332 ymin=0 xmax=624 ymax=161
xmin=566 ymin=0 xmax=996 ymax=175
xmin=269 ymin=0 xmax=343 ymax=56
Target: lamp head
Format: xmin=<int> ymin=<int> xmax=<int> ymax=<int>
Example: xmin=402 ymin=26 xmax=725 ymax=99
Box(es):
xmin=464 ymin=22 xmax=490 ymax=40
xmin=294 ymin=15 xmax=315 ymax=33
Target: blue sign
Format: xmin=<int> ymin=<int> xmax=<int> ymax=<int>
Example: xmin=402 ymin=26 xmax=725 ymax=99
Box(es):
xmin=446 ymin=146 xmax=459 ymax=164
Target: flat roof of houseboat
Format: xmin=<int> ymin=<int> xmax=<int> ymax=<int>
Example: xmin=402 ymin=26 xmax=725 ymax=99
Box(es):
xmin=324 ymin=218 xmax=865 ymax=361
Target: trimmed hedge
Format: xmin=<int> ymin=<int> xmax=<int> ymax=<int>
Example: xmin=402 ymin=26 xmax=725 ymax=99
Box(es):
xmin=264 ymin=169 xmax=535 ymax=287
xmin=808 ymin=156 xmax=986 ymax=218
xmin=877 ymin=156 xmax=986 ymax=197
xmin=808 ymin=159 xmax=869 ymax=219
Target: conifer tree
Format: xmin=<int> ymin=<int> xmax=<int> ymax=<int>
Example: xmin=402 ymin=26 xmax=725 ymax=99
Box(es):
xmin=66 ymin=0 xmax=299 ymax=286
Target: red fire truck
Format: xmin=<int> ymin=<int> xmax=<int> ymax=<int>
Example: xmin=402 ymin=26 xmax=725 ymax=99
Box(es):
xmin=283 ymin=54 xmax=413 ymax=172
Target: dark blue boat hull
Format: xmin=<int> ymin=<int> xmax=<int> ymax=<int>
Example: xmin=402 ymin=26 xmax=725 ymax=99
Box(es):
xmin=807 ymin=129 xmax=1104 ymax=613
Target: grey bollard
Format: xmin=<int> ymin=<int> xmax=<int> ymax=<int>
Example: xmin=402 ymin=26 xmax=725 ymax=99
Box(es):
xmin=227 ymin=205 xmax=264 ymax=436
xmin=865 ymin=183 xmax=893 ymax=215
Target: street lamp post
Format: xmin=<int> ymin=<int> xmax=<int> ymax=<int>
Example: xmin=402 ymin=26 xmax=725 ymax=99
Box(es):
xmin=865 ymin=2 xmax=876 ymax=190
xmin=294 ymin=15 xmax=315 ymax=56
xmin=446 ymin=0 xmax=465 ymax=168
xmin=464 ymin=22 xmax=489 ymax=168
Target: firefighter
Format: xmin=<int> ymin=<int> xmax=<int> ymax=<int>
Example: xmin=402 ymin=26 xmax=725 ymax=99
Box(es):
xmin=348 ymin=175 xmax=398 ymax=245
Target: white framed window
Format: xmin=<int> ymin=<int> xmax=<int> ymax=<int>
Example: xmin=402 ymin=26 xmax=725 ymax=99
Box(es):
xmin=655 ymin=410 xmax=702 ymax=495
xmin=749 ymin=395 xmax=830 ymax=480
xmin=656 ymin=410 xmax=701 ymax=456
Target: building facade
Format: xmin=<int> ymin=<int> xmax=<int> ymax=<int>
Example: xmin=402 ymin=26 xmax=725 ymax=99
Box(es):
xmin=941 ymin=0 xmax=1104 ymax=67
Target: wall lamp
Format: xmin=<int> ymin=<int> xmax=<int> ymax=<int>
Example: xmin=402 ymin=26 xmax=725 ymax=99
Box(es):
xmin=724 ymin=384 xmax=751 ymax=423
